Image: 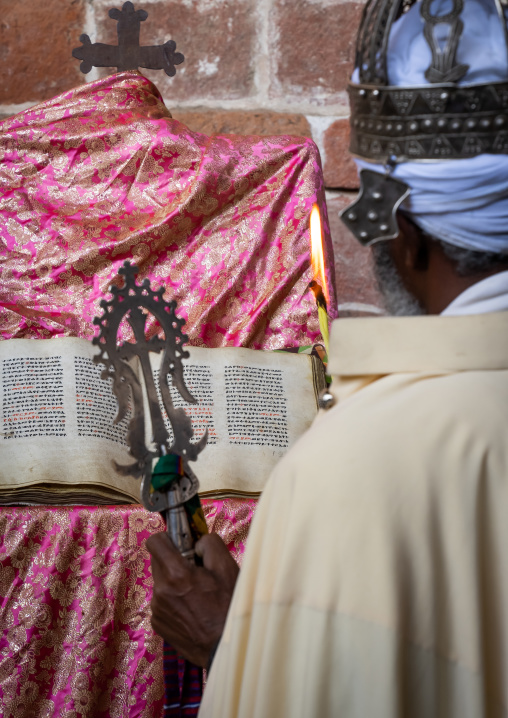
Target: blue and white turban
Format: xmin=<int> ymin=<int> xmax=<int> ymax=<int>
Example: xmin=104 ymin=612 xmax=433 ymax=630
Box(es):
xmin=353 ymin=0 xmax=508 ymax=254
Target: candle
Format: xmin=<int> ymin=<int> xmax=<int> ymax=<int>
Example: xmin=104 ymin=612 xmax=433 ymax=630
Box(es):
xmin=309 ymin=204 xmax=330 ymax=357
xmin=308 ymin=279 xmax=329 ymax=357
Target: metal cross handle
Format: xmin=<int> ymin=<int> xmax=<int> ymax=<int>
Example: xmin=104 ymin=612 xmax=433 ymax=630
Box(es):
xmin=93 ymin=261 xmax=208 ymax=555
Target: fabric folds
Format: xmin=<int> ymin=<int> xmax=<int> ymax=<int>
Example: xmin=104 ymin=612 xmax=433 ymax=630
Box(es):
xmin=0 ymin=499 xmax=255 ymax=718
xmin=0 ymin=71 xmax=336 ymax=346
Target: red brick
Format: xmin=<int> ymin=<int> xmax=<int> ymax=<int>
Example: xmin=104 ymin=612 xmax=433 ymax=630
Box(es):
xmin=171 ymin=108 xmax=312 ymax=137
xmin=326 ymin=193 xmax=385 ymax=314
xmin=94 ymin=0 xmax=257 ymax=102
xmin=270 ymin=0 xmax=366 ymax=106
xmin=324 ymin=117 xmax=359 ymax=189
xmin=0 ymin=0 xmax=86 ymax=104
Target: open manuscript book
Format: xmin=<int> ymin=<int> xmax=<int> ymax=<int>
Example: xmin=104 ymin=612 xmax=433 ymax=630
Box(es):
xmin=0 ymin=338 xmax=326 ymax=505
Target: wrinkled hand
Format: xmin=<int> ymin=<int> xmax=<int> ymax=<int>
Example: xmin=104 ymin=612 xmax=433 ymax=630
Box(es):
xmin=146 ymin=532 xmax=239 ymax=667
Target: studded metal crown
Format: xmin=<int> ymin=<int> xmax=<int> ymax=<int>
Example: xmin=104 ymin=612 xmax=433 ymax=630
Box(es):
xmin=350 ymin=0 xmax=508 ymax=163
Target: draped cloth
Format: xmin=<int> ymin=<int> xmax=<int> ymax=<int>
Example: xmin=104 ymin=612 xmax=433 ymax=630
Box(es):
xmin=0 ymin=505 xmax=165 ymax=718
xmin=201 ymin=313 xmax=508 ymax=718
xmin=0 ymin=500 xmax=256 ymax=718
xmin=0 ymin=70 xmax=336 ymax=344
xmin=0 ymin=71 xmax=330 ymax=717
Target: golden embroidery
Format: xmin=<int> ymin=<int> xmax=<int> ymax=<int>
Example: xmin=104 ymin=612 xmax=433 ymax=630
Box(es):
xmin=0 ymin=505 xmax=165 ymax=717
xmin=1 ymin=72 xmax=332 ymax=346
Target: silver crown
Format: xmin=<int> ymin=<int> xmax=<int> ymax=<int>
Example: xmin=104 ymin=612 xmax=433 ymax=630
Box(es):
xmin=350 ymin=0 xmax=508 ymax=163
xmin=342 ymin=0 xmax=508 ymax=246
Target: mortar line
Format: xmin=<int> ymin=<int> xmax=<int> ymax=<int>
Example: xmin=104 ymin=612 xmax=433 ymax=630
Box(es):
xmin=161 ymin=95 xmax=351 ymax=116
xmin=254 ymin=0 xmax=274 ymax=108
xmin=83 ymin=0 xmax=100 ymax=83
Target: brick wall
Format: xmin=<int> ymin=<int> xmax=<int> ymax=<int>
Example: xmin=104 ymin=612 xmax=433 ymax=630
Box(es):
xmin=0 ymin=0 xmax=383 ymax=315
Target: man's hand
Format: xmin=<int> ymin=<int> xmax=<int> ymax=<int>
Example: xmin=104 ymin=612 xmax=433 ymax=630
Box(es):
xmin=146 ymin=532 xmax=239 ymax=667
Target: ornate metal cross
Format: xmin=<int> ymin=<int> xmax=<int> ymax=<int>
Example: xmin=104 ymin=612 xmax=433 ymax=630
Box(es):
xmin=73 ymin=1 xmax=184 ymax=77
xmin=93 ymin=262 xmax=208 ymax=559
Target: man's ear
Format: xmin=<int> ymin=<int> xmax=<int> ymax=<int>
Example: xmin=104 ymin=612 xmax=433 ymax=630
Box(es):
xmin=397 ymin=213 xmax=429 ymax=272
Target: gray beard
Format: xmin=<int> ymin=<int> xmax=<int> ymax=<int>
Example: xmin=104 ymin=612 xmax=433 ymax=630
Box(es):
xmin=371 ymin=243 xmax=424 ymax=317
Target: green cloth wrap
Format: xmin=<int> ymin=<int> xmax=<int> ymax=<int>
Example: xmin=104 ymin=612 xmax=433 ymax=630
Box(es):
xmin=151 ymin=454 xmax=184 ymax=492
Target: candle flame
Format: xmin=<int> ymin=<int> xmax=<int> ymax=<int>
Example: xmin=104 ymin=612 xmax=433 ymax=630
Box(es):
xmin=310 ymin=204 xmax=330 ymax=307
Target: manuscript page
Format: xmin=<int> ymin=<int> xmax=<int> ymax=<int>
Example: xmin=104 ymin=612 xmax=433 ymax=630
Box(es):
xmin=0 ymin=338 xmax=140 ymax=503
xmin=149 ymin=347 xmax=324 ymax=496
xmin=0 ymin=339 xmax=324 ymax=501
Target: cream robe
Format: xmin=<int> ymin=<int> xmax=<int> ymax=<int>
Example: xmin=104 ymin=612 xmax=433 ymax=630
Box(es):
xmin=200 ymin=312 xmax=508 ymax=718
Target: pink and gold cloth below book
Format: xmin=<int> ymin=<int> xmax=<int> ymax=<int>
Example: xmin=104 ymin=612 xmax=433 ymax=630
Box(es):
xmin=0 ymin=70 xmax=336 ymax=717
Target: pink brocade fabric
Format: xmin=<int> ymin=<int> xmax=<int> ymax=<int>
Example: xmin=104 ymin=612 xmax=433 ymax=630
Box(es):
xmin=0 ymin=71 xmax=336 ymax=346
xmin=202 ymin=497 xmax=257 ymax=568
xmin=0 ymin=505 xmax=165 ymax=718
xmin=0 ymin=501 xmax=255 ymax=718
xmin=0 ymin=71 xmax=322 ymax=716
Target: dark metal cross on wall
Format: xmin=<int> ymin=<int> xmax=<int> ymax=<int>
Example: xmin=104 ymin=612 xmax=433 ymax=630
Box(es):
xmin=72 ymin=1 xmax=184 ymax=77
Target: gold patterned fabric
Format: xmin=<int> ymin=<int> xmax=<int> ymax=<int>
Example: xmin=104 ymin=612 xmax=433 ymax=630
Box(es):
xmin=0 ymin=71 xmax=336 ymax=346
xmin=0 ymin=505 xmax=165 ymax=717
xmin=0 ymin=501 xmax=257 ymax=718
xmin=202 ymin=497 xmax=257 ymax=568
xmin=0 ymin=69 xmax=330 ymax=717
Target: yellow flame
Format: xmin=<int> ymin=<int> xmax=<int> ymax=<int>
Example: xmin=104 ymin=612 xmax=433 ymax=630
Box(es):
xmin=310 ymin=203 xmax=330 ymax=306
